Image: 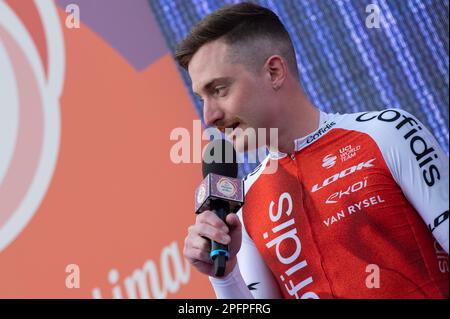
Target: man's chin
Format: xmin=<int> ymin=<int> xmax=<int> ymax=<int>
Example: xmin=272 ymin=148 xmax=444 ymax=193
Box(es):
xmin=224 ymin=125 xmax=271 ymax=154
xmin=232 ymin=135 xmax=260 ymax=154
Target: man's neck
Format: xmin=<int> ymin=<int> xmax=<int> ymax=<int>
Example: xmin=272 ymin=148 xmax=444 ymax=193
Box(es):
xmin=268 ymin=89 xmax=320 ymax=155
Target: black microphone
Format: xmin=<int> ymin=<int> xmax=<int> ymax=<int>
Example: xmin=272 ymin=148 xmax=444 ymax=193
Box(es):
xmin=194 ymin=139 xmax=244 ymax=277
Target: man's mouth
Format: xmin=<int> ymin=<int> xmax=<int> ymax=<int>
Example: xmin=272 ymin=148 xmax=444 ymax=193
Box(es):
xmin=223 ymin=121 xmax=240 ymax=136
xmin=231 ymin=122 xmax=240 ymax=131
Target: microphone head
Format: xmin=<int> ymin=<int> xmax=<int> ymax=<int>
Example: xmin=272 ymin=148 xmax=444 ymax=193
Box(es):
xmin=202 ymin=139 xmax=238 ymax=178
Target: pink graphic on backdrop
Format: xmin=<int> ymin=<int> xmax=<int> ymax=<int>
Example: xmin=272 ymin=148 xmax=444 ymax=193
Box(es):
xmin=0 ymin=26 xmax=44 ymax=227
xmin=0 ymin=1 xmax=65 ymax=252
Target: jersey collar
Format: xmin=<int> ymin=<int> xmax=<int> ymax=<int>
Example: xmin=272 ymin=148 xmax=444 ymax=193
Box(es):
xmin=269 ymin=111 xmax=339 ymax=159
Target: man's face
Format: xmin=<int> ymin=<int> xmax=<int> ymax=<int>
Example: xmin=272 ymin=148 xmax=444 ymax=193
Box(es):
xmin=188 ymin=40 xmax=277 ymax=152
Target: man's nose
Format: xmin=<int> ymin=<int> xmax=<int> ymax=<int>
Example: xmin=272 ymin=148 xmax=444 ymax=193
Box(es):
xmin=203 ymin=100 xmax=224 ymax=127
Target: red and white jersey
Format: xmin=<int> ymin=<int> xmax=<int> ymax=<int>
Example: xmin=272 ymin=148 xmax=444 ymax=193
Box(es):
xmin=210 ymin=109 xmax=449 ymax=299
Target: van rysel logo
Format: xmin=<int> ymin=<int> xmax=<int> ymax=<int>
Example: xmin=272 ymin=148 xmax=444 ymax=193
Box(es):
xmin=356 ymin=110 xmax=441 ymax=187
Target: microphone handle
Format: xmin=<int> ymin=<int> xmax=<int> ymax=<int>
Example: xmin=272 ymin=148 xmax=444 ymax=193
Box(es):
xmin=210 ymin=200 xmax=230 ymax=277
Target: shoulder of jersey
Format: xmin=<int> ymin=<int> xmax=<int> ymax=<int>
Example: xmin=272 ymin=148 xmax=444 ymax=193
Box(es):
xmin=334 ymin=107 xmax=417 ymax=138
xmin=243 ymin=155 xmax=271 ymax=195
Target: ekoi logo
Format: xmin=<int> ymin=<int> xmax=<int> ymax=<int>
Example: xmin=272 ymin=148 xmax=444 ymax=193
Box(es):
xmin=321 ymin=154 xmax=337 ymax=169
xmin=0 ymin=1 xmax=65 ymax=252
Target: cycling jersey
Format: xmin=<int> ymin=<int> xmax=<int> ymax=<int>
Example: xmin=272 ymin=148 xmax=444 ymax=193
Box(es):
xmin=210 ymin=109 xmax=449 ymax=299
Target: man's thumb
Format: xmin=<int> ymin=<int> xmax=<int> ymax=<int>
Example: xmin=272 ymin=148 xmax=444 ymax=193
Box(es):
xmin=226 ymin=213 xmax=241 ymax=232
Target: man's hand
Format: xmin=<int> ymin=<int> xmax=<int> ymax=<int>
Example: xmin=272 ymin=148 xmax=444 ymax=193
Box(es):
xmin=184 ymin=211 xmax=242 ymax=278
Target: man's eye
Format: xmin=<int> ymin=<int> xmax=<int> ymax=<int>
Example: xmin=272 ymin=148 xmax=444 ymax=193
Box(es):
xmin=214 ymin=86 xmax=227 ymax=96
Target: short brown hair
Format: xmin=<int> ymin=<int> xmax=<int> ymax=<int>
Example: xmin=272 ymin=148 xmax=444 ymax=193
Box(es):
xmin=175 ymin=2 xmax=299 ymax=80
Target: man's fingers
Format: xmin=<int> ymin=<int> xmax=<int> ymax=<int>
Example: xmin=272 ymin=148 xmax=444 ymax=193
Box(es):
xmin=196 ymin=210 xmax=229 ymax=232
xmin=189 ymin=234 xmax=211 ymax=251
xmin=185 ymin=247 xmax=213 ymax=265
xmin=185 ymin=211 xmax=241 ymax=277
xmin=189 ymin=221 xmax=230 ymax=245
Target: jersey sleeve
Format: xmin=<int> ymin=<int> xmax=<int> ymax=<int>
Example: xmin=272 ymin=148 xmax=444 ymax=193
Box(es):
xmin=353 ymin=109 xmax=449 ymax=253
xmin=208 ymin=208 xmax=283 ymax=298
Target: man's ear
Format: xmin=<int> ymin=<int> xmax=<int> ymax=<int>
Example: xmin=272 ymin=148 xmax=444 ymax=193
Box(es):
xmin=264 ymin=55 xmax=287 ymax=91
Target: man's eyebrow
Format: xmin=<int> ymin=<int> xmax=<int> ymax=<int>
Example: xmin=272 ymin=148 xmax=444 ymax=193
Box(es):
xmin=193 ymin=77 xmax=231 ymax=96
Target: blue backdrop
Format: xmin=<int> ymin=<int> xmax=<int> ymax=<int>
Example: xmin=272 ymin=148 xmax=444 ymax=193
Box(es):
xmin=149 ymin=0 xmax=449 ymax=175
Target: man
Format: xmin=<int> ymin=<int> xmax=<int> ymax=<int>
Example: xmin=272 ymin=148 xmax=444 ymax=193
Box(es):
xmin=177 ymin=2 xmax=449 ymax=298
